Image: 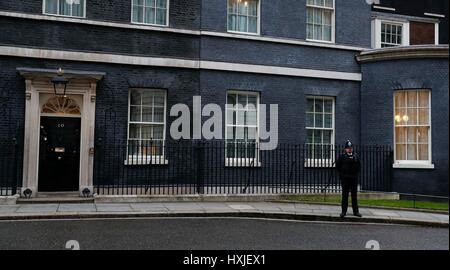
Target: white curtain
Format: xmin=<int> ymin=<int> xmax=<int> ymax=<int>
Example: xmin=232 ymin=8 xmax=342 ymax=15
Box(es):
xmin=45 ymin=0 xmax=58 ymax=14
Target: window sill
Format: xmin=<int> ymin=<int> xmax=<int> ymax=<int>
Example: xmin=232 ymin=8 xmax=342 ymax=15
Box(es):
xmin=130 ymin=21 xmax=169 ymax=28
xmin=227 ymin=30 xmax=260 ymax=37
xmin=43 ymin=12 xmax=86 ymax=19
xmin=306 ymin=38 xmax=335 ymax=44
xmin=225 ymin=159 xmax=262 ymax=168
xmin=393 ymin=163 xmax=435 ymax=169
xmin=124 ymin=158 xmax=169 ymax=166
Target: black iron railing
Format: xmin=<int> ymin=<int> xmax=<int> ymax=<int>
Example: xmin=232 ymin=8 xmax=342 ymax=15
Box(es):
xmin=93 ymin=140 xmax=393 ymax=196
xmin=0 ymin=140 xmax=21 ymax=196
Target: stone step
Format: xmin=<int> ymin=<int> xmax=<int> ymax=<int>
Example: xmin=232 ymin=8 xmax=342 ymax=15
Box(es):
xmin=17 ymin=193 xmax=94 ymax=204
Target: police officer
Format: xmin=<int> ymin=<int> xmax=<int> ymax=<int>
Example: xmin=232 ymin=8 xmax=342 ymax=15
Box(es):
xmin=336 ymin=140 xmax=362 ymax=218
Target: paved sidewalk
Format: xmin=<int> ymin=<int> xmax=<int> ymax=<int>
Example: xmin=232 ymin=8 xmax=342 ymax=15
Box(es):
xmin=0 ymin=202 xmax=448 ymax=227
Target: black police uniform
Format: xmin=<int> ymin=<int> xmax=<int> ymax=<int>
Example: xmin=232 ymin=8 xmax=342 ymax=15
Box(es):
xmin=336 ymin=148 xmax=361 ymax=216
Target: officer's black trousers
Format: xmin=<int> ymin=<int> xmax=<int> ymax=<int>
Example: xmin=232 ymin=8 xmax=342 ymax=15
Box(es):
xmin=341 ymin=177 xmax=359 ymax=214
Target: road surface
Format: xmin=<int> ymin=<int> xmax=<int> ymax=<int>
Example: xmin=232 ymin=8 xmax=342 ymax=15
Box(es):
xmin=0 ymin=217 xmax=447 ymax=250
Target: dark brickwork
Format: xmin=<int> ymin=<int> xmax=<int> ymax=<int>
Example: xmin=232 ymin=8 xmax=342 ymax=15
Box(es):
xmin=0 ymin=0 xmax=201 ymax=30
xmin=361 ymin=58 xmax=449 ymax=196
xmin=0 ymin=17 xmax=199 ymax=59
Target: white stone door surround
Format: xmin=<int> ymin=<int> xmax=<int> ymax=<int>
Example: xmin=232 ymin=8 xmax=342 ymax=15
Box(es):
xmin=18 ymin=68 xmax=105 ymax=197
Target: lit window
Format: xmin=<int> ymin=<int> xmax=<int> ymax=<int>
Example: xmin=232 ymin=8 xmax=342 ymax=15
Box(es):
xmin=132 ymin=0 xmax=168 ymax=26
xmin=306 ymin=0 xmax=334 ymax=42
xmin=44 ymin=0 xmax=85 ymax=17
xmin=394 ymin=90 xmax=431 ymax=163
xmin=227 ymin=0 xmax=259 ymax=34
xmin=128 ymin=89 xmax=166 ymax=161
xmin=306 ymin=97 xmax=335 ymax=161
xmin=226 ymin=91 xmax=259 ymax=166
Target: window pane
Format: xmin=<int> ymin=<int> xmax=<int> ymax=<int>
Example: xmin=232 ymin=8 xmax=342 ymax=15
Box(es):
xmin=142 ymin=91 xmax=153 ymax=106
xmin=324 ymin=99 xmax=333 ymax=113
xmin=153 ymin=107 xmax=164 ymax=123
xmin=324 ymin=114 xmax=332 ymax=128
xmin=227 ymin=94 xmax=237 ymax=106
xmin=418 ymin=91 xmax=430 ymax=108
xmin=156 ymin=8 xmax=167 ymax=25
xmin=407 ymin=145 xmax=417 ymax=160
xmin=238 ymin=94 xmax=247 ymax=108
xmin=153 ymin=125 xmax=164 ymax=139
xmin=307 ymin=8 xmax=314 ymax=23
xmin=406 ymin=108 xmax=417 ymax=125
xmin=130 ymin=106 xmax=141 ymax=122
xmin=141 ymin=125 xmax=152 ymax=139
xmin=396 ymin=144 xmax=406 ymax=160
xmin=129 ymin=124 xmax=140 ymax=139
xmin=72 ymin=0 xmax=84 ymax=17
xmin=142 ymin=107 xmax=153 ymax=122
xmin=154 ymin=94 xmax=165 ymax=107
xmin=227 ymin=127 xmax=235 ymax=140
xmin=130 ymin=90 xmax=142 ymax=105
xmin=418 ymin=108 xmax=429 ymax=125
xmin=235 ymin=127 xmax=245 ymax=140
xmin=418 ymin=144 xmax=429 ymax=161
xmin=307 ymin=99 xmax=315 ymax=112
xmin=315 ymin=113 xmax=324 ymax=128
xmin=156 ymin=0 xmax=166 ymax=8
xmin=248 ymin=17 xmax=258 ymax=33
xmin=60 ymin=0 xmax=71 ymax=16
xmin=249 ymin=1 xmax=258 ymax=16
xmin=237 ymin=111 xmax=245 ymax=125
xmin=247 ymin=127 xmax=257 ymax=140
xmin=132 ymin=5 xmax=143 ymax=22
xmin=227 ymin=110 xmax=236 ymax=125
xmin=323 ymin=130 xmax=332 ymax=144
xmin=314 ymin=130 xmax=322 ymax=144
xmin=417 ymin=127 xmax=429 ymax=143
xmin=247 ymin=96 xmax=257 ymax=109
xmin=307 ymin=130 xmax=314 ymax=144
xmin=245 ymin=111 xmax=257 ymax=125
xmin=407 ymin=127 xmax=417 ymax=143
xmin=395 ymin=91 xmax=406 ymax=108
xmin=407 ymin=91 xmax=418 ymax=107
xmin=144 ymin=7 xmax=156 ymax=24
xmin=395 ymin=127 xmax=406 ymax=143
xmin=314 ymin=99 xmax=323 ymax=113
xmin=45 ymin=0 xmax=58 ymax=14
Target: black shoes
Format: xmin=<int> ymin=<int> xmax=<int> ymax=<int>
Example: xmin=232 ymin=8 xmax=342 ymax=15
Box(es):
xmin=340 ymin=212 xmax=362 ymax=218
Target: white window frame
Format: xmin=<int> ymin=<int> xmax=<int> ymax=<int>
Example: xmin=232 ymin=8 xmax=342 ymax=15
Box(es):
xmin=393 ymin=90 xmax=434 ymax=169
xmin=305 ymin=96 xmax=336 ymax=167
xmin=306 ymin=0 xmax=335 ymax=44
xmin=225 ymin=90 xmax=261 ymax=167
xmin=126 ymin=88 xmax=168 ymax=165
xmin=372 ymin=18 xmax=410 ymax=49
xmin=42 ymin=0 xmax=87 ymax=18
xmin=227 ymin=0 xmax=261 ymax=36
xmin=131 ymin=0 xmax=170 ymax=27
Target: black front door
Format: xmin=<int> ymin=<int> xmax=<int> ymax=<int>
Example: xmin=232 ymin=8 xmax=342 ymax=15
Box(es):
xmin=38 ymin=117 xmax=81 ymax=192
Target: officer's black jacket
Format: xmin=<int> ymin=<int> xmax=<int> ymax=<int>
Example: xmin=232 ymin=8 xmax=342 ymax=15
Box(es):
xmin=336 ymin=152 xmax=361 ymax=179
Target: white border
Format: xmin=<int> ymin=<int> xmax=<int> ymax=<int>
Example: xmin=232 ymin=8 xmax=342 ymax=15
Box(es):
xmin=304 ymin=95 xmax=336 ymax=168
xmin=372 ymin=18 xmax=410 ymax=49
xmin=392 ymin=90 xmax=434 ymax=169
xmin=42 ymin=0 xmax=87 ymax=19
xmin=224 ymin=90 xmax=261 ymax=168
xmin=305 ymin=0 xmax=335 ymax=44
xmin=125 ymin=88 xmax=168 ymax=165
xmin=130 ymin=0 xmax=170 ymax=27
xmin=226 ymin=0 xmax=261 ymax=36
